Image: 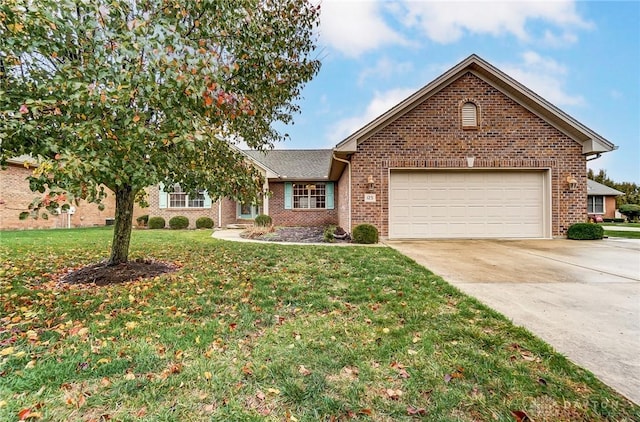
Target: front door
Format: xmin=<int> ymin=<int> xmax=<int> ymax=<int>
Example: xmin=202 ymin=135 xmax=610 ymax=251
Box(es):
xmin=238 ymin=202 xmax=259 ymax=219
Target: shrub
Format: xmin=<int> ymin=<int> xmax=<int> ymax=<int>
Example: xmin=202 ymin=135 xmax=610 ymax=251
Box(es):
xmin=136 ymin=214 xmax=149 ymax=226
xmin=242 ymin=225 xmax=275 ymax=239
xmin=323 ymin=225 xmax=337 ymax=243
xmin=619 ymin=204 xmax=640 ymax=222
xmin=567 ymin=223 xmax=604 ymax=240
xmin=169 ymin=216 xmax=189 ymax=229
xmin=254 ymin=214 xmax=272 ymax=227
xmin=352 ymin=224 xmax=378 ymax=244
xmin=148 ymin=216 xmax=166 ymax=229
xmin=196 ymin=216 xmax=214 ymax=229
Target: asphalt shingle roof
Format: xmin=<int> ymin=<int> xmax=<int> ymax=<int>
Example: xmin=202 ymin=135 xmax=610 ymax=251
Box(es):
xmin=243 ymin=149 xmax=332 ymax=180
xmin=587 ymin=179 xmax=623 ymax=196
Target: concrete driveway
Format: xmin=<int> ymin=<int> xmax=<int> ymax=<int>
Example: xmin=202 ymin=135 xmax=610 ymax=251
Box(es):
xmin=385 ymin=238 xmax=640 ymax=404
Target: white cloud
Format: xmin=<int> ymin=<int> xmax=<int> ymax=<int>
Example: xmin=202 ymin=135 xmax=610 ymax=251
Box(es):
xmin=328 ymin=87 xmax=415 ymax=143
xmin=319 ymin=0 xmax=409 ymax=57
xmin=542 ymin=29 xmax=579 ymax=47
xmin=319 ymin=1 xmax=592 ymax=56
xmin=500 ymin=51 xmax=585 ymax=106
xmin=393 ymin=0 xmax=592 ymax=44
xmin=357 ymin=56 xmax=414 ymax=85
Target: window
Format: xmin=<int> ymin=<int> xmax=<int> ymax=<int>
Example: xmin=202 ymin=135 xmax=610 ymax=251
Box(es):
xmin=461 ymin=101 xmax=478 ymax=128
xmin=168 ymin=185 xmax=206 ymax=209
xmin=588 ymin=196 xmax=604 ymax=214
xmin=293 ymin=183 xmax=326 ymax=209
xmin=284 ymin=182 xmax=334 ymax=210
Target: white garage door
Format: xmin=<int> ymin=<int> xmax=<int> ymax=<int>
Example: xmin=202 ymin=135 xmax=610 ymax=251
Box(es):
xmin=389 ymin=170 xmax=547 ymax=239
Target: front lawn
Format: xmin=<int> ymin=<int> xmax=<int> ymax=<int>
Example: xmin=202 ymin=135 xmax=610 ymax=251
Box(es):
xmin=1 ymin=228 xmax=638 ymax=421
xmin=604 ymin=230 xmax=640 ymax=239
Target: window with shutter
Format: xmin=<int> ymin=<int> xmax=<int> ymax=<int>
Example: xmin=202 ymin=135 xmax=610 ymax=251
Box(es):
xmin=461 ymin=102 xmax=478 ymax=128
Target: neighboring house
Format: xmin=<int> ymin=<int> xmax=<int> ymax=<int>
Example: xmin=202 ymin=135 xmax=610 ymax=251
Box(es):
xmin=113 ymin=54 xmax=621 ymax=238
xmin=0 ymin=156 xmax=117 ymax=230
xmin=587 ymin=179 xmax=623 ymax=220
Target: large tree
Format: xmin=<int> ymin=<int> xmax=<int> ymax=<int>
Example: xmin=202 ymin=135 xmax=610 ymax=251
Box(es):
xmin=0 ymin=0 xmax=320 ymax=264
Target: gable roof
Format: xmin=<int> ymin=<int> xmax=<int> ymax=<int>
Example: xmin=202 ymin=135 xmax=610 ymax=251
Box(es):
xmin=243 ymin=149 xmax=332 ymax=180
xmin=334 ymin=54 xmax=616 ymax=156
xmin=587 ymin=179 xmax=624 ymax=196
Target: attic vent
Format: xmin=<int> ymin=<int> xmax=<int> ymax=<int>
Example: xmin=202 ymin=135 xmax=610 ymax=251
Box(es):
xmin=461 ymin=102 xmax=478 ymax=129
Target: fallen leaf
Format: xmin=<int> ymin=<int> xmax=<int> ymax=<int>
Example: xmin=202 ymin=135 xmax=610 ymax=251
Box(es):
xmin=204 ymin=371 xmax=212 ymax=381
xmin=0 ymin=347 xmax=15 ymax=356
xmin=298 ymin=365 xmax=312 ymax=376
xmin=511 ymin=410 xmax=532 ymax=422
xmin=407 ymin=406 xmax=427 ymax=416
xmin=124 ymin=373 xmax=136 ymax=381
xmin=385 ymin=388 xmax=403 ymax=400
xmin=18 ymin=408 xmax=32 ymax=420
xmin=242 ymin=363 xmax=253 ymax=376
xmin=382 ymin=328 xmax=390 ymax=334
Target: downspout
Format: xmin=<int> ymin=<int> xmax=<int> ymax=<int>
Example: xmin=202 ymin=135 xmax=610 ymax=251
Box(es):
xmin=218 ymin=199 xmax=222 ymax=228
xmin=332 ymin=153 xmax=351 ymax=233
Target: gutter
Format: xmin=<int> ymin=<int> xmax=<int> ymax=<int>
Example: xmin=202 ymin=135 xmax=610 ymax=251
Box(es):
xmin=332 ymin=153 xmax=351 ymax=233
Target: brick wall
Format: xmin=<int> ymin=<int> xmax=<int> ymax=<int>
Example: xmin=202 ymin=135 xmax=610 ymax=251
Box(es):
xmin=0 ymin=163 xmax=117 ymax=230
xmin=144 ymin=186 xmax=221 ymax=228
xmin=268 ymin=182 xmax=338 ymax=227
xmin=348 ymin=72 xmax=586 ymax=237
xmin=603 ymin=196 xmax=617 ymax=219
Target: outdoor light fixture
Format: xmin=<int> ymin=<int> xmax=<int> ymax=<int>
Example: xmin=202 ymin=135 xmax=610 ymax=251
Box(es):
xmin=566 ymin=175 xmax=578 ymax=191
xmin=466 ymin=155 xmax=475 ymax=168
xmin=367 ymin=175 xmax=375 ymax=191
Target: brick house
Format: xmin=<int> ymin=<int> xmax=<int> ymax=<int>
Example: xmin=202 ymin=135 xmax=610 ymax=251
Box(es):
xmin=145 ymin=149 xmax=336 ymax=228
xmin=42 ymin=54 xmax=614 ymax=238
xmin=0 ymin=156 xmax=117 ymax=230
xmin=587 ymin=179 xmax=623 ymax=221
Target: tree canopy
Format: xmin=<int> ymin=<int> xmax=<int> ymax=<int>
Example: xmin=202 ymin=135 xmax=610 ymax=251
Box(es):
xmin=588 ymin=169 xmax=640 ymax=207
xmin=0 ymin=0 xmax=320 ymax=264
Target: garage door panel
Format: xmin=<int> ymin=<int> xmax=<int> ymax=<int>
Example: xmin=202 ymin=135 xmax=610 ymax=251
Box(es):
xmin=389 ymin=170 xmax=546 ymax=239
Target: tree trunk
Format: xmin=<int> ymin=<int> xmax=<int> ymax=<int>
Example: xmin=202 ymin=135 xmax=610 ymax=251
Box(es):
xmin=108 ymin=185 xmax=136 ymax=265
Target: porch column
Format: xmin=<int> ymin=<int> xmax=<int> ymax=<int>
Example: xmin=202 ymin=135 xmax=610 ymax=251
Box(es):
xmin=263 ymin=179 xmax=269 ymax=215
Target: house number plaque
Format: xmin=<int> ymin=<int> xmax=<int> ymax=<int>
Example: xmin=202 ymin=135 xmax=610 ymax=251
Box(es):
xmin=364 ymin=194 xmax=376 ymax=203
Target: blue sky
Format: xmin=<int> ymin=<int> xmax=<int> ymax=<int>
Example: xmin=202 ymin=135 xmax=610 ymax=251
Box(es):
xmin=273 ymin=0 xmax=640 ymax=184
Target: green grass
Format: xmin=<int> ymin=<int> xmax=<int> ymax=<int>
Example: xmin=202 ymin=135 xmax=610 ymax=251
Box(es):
xmin=1 ymin=228 xmax=638 ymax=421
xmin=604 ymin=230 xmax=640 ymax=239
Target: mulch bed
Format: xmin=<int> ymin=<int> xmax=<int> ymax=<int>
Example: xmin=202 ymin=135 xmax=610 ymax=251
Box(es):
xmin=61 ymin=259 xmax=179 ymax=286
xmin=248 ymin=226 xmax=351 ymax=243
